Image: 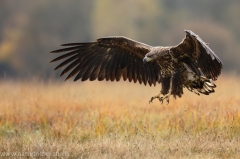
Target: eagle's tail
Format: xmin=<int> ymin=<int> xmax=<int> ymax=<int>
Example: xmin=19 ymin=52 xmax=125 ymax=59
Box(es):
xmin=197 ymin=76 xmax=216 ymax=95
xmin=184 ymin=71 xmax=216 ymax=95
xmin=182 ymin=63 xmax=216 ymax=95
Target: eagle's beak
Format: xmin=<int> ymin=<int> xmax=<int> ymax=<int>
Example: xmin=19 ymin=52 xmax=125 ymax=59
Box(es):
xmin=143 ymin=57 xmax=150 ymax=64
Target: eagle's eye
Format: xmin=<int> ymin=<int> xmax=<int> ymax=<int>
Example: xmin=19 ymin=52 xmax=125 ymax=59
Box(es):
xmin=147 ymin=54 xmax=153 ymax=58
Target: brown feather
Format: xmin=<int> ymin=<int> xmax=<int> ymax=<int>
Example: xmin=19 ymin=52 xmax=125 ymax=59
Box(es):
xmin=150 ymin=66 xmax=156 ymax=86
xmin=120 ymin=54 xmax=128 ymax=69
xmin=145 ymin=64 xmax=152 ymax=86
xmin=89 ymin=57 xmax=104 ymax=81
xmin=115 ymin=54 xmax=124 ymax=82
xmin=97 ymin=36 xmax=152 ymax=59
xmin=50 ymin=50 xmax=79 ymax=62
xmin=132 ymin=59 xmax=138 ymax=83
xmin=81 ymin=56 xmax=103 ymax=81
xmin=60 ymin=59 xmax=80 ymax=76
xmin=142 ymin=66 xmax=148 ymax=86
xmin=50 ymin=46 xmax=81 ymax=53
xmin=74 ymin=65 xmax=89 ymax=81
xmin=110 ymin=52 xmax=122 ymax=81
xmin=122 ymin=67 xmax=128 ymax=81
xmin=105 ymin=53 xmax=116 ymax=81
xmin=171 ymin=72 xmax=183 ymax=98
xmin=98 ymin=53 xmax=111 ymax=81
xmin=54 ymin=54 xmax=79 ymax=70
xmin=65 ymin=64 xmax=81 ymax=81
xmin=127 ymin=58 xmax=133 ymax=82
xmin=161 ymin=77 xmax=171 ymax=95
xmin=137 ymin=62 xmax=142 ymax=84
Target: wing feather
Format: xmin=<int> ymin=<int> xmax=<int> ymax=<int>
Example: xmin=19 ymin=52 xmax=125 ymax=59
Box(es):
xmin=150 ymin=66 xmax=156 ymax=86
xmin=65 ymin=64 xmax=82 ymax=81
xmin=145 ymin=64 xmax=152 ymax=87
xmin=81 ymin=56 xmax=103 ymax=81
xmin=50 ymin=36 xmax=162 ymax=86
xmin=50 ymin=46 xmax=82 ymax=53
xmin=89 ymin=56 xmax=104 ymax=81
xmin=120 ymin=53 xmax=128 ymax=69
xmin=105 ymin=52 xmax=117 ymax=81
xmin=122 ymin=67 xmax=128 ymax=81
xmin=60 ymin=59 xmax=80 ymax=76
xmin=127 ymin=58 xmax=133 ymax=82
xmin=132 ymin=59 xmax=138 ymax=83
xmin=50 ymin=50 xmax=79 ymax=62
xmin=98 ymin=54 xmax=111 ymax=81
xmin=142 ymin=66 xmax=148 ymax=86
xmin=74 ymin=65 xmax=89 ymax=81
xmin=137 ymin=62 xmax=143 ymax=84
xmin=171 ymin=30 xmax=223 ymax=80
xmin=110 ymin=52 xmax=122 ymax=81
xmin=54 ymin=54 xmax=79 ymax=70
xmin=115 ymin=53 xmax=124 ymax=81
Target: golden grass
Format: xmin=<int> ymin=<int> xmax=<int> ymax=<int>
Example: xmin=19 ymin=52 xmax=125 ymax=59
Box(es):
xmin=0 ymin=75 xmax=240 ymax=158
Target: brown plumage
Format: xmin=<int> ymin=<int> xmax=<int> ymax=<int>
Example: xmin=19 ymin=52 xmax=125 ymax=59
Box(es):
xmin=50 ymin=30 xmax=223 ymax=104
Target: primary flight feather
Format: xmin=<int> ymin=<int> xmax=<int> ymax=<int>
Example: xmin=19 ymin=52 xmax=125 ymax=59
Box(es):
xmin=50 ymin=30 xmax=223 ymax=104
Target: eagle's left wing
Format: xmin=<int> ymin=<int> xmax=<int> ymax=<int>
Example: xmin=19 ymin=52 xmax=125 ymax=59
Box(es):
xmin=171 ymin=30 xmax=223 ymax=80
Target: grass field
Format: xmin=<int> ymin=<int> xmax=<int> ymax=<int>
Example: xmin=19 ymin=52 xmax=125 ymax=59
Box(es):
xmin=0 ymin=75 xmax=240 ymax=158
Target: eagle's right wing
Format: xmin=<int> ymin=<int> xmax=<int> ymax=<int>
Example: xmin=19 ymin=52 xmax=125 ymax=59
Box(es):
xmin=171 ymin=30 xmax=223 ymax=80
xmin=50 ymin=36 xmax=162 ymax=86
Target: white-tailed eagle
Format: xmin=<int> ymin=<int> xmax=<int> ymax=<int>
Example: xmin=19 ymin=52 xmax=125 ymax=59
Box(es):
xmin=50 ymin=30 xmax=223 ymax=104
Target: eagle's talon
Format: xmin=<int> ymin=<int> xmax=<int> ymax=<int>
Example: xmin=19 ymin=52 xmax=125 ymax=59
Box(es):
xmin=158 ymin=97 xmax=164 ymax=104
xmin=166 ymin=95 xmax=170 ymax=104
xmin=149 ymin=97 xmax=154 ymax=104
xmin=166 ymin=98 xmax=169 ymax=104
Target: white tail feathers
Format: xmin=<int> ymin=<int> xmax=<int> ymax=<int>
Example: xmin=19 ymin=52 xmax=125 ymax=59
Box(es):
xmin=198 ymin=81 xmax=216 ymax=95
xmin=184 ymin=70 xmax=217 ymax=96
xmin=205 ymin=81 xmax=216 ymax=88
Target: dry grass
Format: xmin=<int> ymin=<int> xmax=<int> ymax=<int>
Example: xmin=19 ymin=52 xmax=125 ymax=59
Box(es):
xmin=0 ymin=75 xmax=240 ymax=158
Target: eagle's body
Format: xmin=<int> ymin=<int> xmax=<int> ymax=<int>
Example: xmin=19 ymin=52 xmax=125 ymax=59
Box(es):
xmin=50 ymin=30 xmax=223 ymax=104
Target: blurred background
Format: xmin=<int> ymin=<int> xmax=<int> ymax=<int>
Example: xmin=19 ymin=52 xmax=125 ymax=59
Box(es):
xmin=0 ymin=0 xmax=239 ymax=80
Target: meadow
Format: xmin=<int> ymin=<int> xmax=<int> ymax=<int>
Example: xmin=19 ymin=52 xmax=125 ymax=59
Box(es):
xmin=0 ymin=75 xmax=240 ymax=158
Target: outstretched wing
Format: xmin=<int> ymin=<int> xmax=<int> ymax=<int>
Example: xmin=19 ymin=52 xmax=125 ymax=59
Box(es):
xmin=50 ymin=36 xmax=161 ymax=86
xmin=171 ymin=30 xmax=223 ymax=80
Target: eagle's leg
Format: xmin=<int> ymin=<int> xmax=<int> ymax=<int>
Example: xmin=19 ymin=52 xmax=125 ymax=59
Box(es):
xmin=149 ymin=93 xmax=170 ymax=104
xmin=158 ymin=93 xmax=170 ymax=104
xmin=149 ymin=76 xmax=171 ymax=104
xmin=149 ymin=93 xmax=161 ymax=104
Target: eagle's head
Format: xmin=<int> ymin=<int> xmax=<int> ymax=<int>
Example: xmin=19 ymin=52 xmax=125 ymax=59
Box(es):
xmin=143 ymin=53 xmax=157 ymax=64
xmin=143 ymin=47 xmax=169 ymax=64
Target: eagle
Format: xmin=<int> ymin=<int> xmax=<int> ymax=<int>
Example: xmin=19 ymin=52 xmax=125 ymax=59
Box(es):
xmin=50 ymin=30 xmax=223 ymax=104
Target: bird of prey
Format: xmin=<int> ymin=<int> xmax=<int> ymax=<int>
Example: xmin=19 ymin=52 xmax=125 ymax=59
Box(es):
xmin=50 ymin=30 xmax=223 ymax=104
